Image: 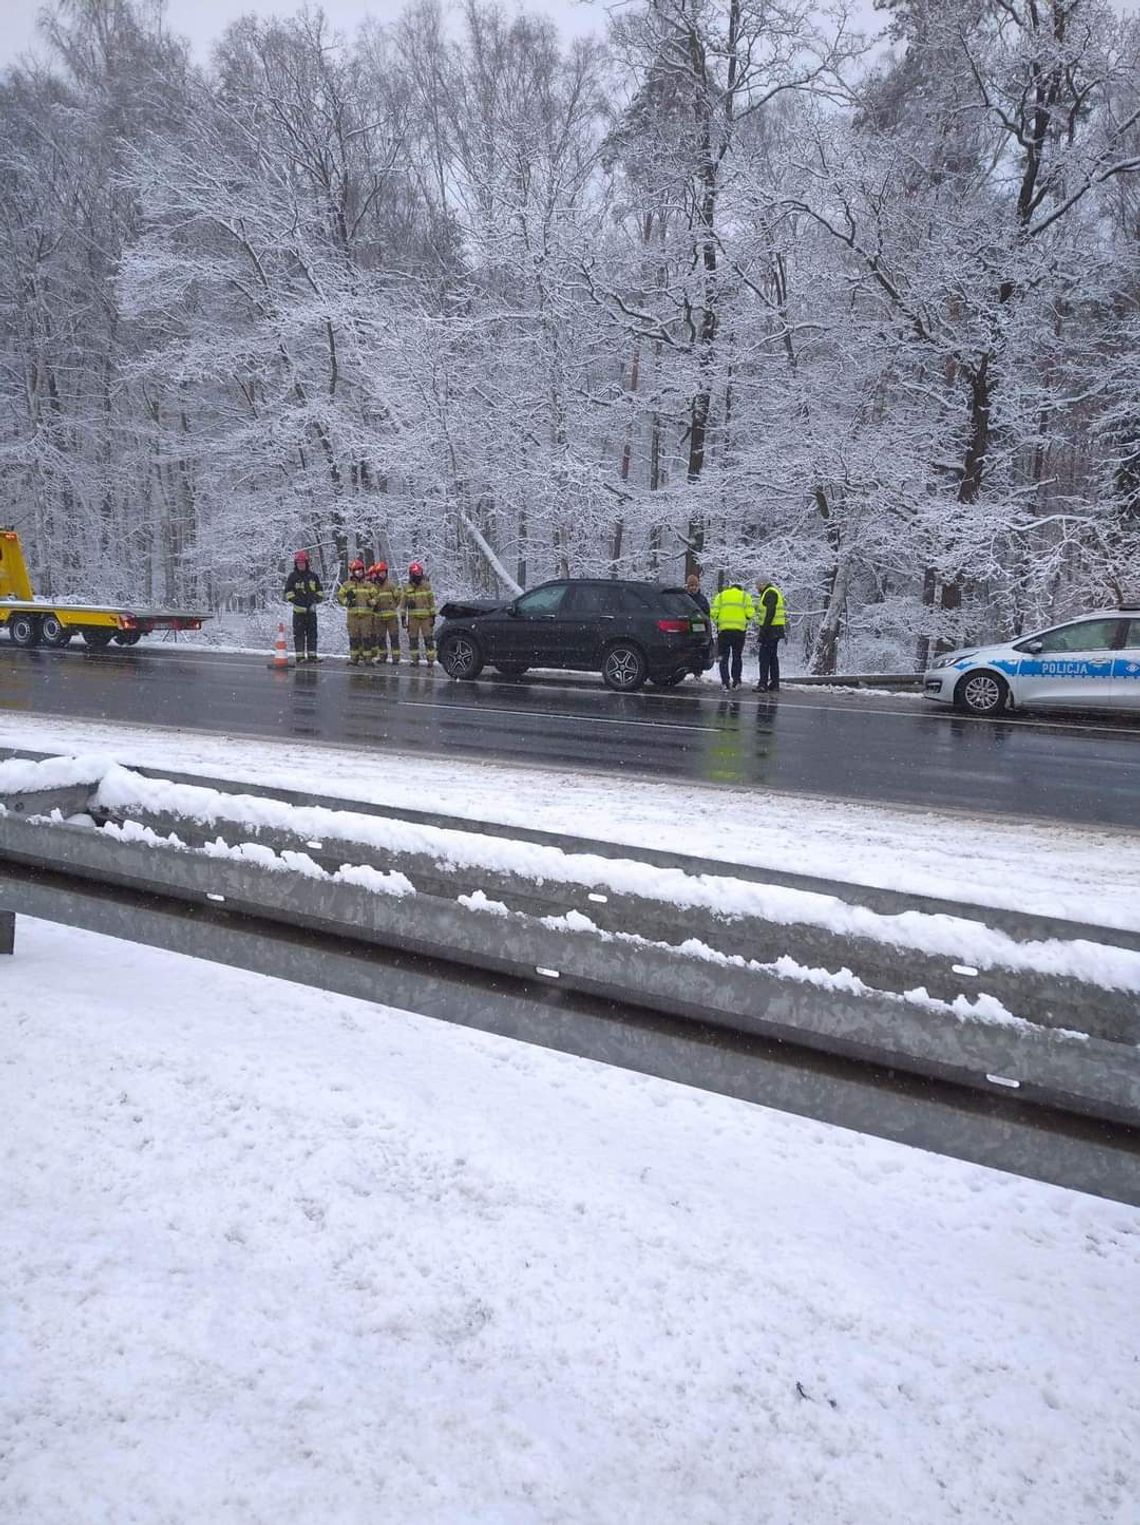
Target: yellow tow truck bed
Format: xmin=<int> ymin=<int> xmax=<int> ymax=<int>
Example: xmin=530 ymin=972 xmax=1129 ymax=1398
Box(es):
xmin=0 ymin=530 xmax=209 ymax=649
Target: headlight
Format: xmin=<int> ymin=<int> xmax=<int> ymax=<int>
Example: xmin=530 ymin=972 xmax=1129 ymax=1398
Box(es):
xmin=931 ymin=649 xmax=978 ymax=670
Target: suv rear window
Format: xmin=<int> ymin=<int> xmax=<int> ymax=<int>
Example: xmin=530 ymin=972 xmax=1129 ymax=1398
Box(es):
xmin=655 ymin=590 xmax=704 ymax=616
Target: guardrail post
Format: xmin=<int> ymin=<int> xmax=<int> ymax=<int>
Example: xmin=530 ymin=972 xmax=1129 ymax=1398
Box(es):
xmin=0 ymin=909 xmax=13 ymax=955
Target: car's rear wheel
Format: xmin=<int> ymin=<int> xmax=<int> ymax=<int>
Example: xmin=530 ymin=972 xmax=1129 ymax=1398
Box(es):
xmin=439 ymin=631 xmax=485 ymax=680
xmin=82 ymin=628 xmax=115 ymax=650
xmin=40 ymin=614 xmax=72 ymax=647
xmin=114 ymin=630 xmax=142 ymax=646
xmin=602 ymin=641 xmax=648 ymax=692
xmin=8 ymin=613 xmax=41 ymax=648
xmin=649 ymin=669 xmax=687 ymax=688
xmin=493 ymin=663 xmax=528 ymax=677
xmin=955 ymin=670 xmax=1008 ymax=716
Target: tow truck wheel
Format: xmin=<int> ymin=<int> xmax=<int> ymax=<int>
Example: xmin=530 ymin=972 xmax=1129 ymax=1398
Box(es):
xmin=114 ymin=630 xmax=142 ymax=646
xmin=82 ymin=629 xmax=115 ymax=649
xmin=40 ymin=614 xmax=72 ymax=648
xmin=8 ymin=613 xmax=41 ymax=648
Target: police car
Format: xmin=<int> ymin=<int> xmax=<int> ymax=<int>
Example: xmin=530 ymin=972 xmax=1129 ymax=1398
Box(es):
xmin=923 ymin=607 xmax=1140 ymax=716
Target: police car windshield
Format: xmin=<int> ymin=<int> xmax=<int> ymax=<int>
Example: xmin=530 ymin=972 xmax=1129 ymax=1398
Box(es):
xmin=1016 ymin=618 xmax=1124 ymax=654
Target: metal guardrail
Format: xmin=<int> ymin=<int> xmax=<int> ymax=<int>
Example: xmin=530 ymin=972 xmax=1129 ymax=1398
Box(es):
xmin=3 ymin=760 xmax=1138 ymax=1205
xmin=4 ymin=746 xmax=1131 ymax=949
xmin=784 ymin=673 xmax=924 ymax=689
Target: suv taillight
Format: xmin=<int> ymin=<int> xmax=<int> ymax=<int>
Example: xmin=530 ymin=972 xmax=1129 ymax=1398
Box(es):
xmin=657 ymin=618 xmax=688 ymax=633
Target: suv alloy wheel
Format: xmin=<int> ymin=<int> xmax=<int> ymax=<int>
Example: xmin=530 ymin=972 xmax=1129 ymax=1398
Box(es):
xmin=440 ymin=631 xmax=485 ymax=680
xmin=602 ymin=641 xmax=648 ymax=691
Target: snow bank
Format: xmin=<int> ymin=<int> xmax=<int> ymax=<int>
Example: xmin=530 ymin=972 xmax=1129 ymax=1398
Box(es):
xmin=2 ymin=918 xmax=1136 ymax=1524
xmin=0 ymin=751 xmax=111 ymax=793
xmin=96 ymin=816 xmax=416 ymax=898
xmin=5 ymin=752 xmax=1137 ymax=991
xmin=522 ymin=909 xmax=1043 ymax=1035
xmin=84 ymin=762 xmax=1140 ymax=991
xmin=3 ymin=714 xmax=1137 ymax=936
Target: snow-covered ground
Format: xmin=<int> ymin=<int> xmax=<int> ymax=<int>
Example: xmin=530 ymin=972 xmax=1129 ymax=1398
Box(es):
xmin=1 ymin=712 xmax=1137 ymax=932
xmin=3 ymin=917 xmax=1138 ymax=1525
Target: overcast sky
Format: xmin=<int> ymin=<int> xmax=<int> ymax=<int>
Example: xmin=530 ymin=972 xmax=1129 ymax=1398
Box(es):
xmin=4 ymin=0 xmax=1135 ymax=73
xmin=1 ymin=0 xmax=607 ymax=66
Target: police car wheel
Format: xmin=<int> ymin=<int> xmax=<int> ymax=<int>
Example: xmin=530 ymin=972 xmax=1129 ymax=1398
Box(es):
xmin=439 ymin=631 xmax=484 ymax=680
xmin=956 ymin=671 xmax=1008 ymax=716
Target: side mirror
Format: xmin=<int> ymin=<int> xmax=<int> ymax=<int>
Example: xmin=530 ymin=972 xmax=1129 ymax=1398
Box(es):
xmin=1026 ymin=641 xmax=1044 ymax=654
xmin=507 ymin=603 xmax=519 ymax=618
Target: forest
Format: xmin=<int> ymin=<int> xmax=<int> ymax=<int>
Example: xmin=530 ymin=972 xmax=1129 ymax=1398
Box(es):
xmin=2 ymin=0 xmax=1138 ymax=670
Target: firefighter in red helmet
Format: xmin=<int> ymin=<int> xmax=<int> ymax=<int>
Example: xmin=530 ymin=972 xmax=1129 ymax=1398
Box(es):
xmin=283 ymin=549 xmax=323 ymax=662
xmin=368 ymin=561 xmax=401 ymax=664
xmin=401 ymin=561 xmax=437 ymax=668
xmin=337 ymin=556 xmax=374 ymax=665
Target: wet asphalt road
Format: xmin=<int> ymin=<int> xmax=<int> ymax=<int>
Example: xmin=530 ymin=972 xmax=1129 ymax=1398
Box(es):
xmin=2 ymin=644 xmax=1138 ymax=828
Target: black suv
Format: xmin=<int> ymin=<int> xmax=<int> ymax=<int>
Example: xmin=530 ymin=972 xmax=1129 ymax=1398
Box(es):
xmin=437 ymin=579 xmax=712 ymax=691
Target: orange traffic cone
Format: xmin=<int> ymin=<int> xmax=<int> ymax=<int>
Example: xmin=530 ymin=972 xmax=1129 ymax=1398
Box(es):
xmin=268 ymin=621 xmax=291 ymax=669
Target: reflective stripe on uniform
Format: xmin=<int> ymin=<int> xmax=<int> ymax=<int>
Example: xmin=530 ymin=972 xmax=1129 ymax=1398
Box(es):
xmin=758 ymin=584 xmax=787 ymax=630
xmin=710 ymin=586 xmax=755 ymax=631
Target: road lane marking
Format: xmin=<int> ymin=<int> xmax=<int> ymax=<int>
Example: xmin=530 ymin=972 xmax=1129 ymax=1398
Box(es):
xmin=4 ymin=707 xmax=1135 ymax=832
xmin=6 ymin=648 xmax=1140 ymax=739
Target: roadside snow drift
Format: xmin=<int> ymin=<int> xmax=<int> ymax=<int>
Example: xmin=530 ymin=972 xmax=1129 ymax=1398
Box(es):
xmin=5 ymin=754 xmax=1139 ymax=994
xmin=2 ymin=713 xmax=1138 ymax=937
xmin=2 ymin=920 xmax=1137 ymax=1525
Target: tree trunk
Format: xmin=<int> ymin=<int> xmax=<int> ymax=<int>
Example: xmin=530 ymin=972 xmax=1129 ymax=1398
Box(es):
xmin=810 ymin=555 xmax=850 ymax=675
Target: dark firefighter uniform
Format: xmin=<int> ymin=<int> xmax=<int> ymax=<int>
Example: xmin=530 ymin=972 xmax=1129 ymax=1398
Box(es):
xmin=283 ymin=553 xmax=323 ymax=662
xmin=337 ymin=560 xmax=375 ymax=664
xmin=402 ymin=563 xmax=436 ymax=666
xmin=754 ymin=581 xmax=787 ymax=692
xmin=368 ymin=563 xmax=402 ymax=664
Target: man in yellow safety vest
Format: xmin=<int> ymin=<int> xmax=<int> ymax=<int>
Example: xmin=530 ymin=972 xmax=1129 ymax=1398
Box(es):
xmin=754 ymin=578 xmax=787 ymax=692
xmin=709 ymin=580 xmax=755 ymax=690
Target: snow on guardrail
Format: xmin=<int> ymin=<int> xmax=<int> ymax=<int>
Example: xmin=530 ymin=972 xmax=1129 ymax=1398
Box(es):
xmin=3 ymin=753 xmax=1140 ymax=998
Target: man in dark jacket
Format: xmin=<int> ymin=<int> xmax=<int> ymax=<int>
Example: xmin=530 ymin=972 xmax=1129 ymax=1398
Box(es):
xmin=754 ymin=577 xmax=787 ymax=692
xmin=284 ymin=550 xmax=323 ymax=662
xmin=686 ymin=572 xmax=714 ymax=672
xmin=685 ymin=571 xmax=710 ymax=618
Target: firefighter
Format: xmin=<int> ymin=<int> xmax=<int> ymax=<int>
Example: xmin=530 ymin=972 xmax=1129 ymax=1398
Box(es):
xmin=753 ymin=577 xmax=787 ymax=692
xmin=283 ymin=550 xmax=323 ymax=663
xmin=368 ymin=562 xmax=401 ymax=664
xmin=709 ymin=579 xmax=755 ymax=690
xmin=402 ymin=561 xmax=437 ymax=667
xmin=337 ymin=557 xmax=374 ymax=665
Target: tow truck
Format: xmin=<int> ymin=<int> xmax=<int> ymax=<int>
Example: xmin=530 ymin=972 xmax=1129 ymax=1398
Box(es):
xmin=0 ymin=529 xmax=209 ymax=649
